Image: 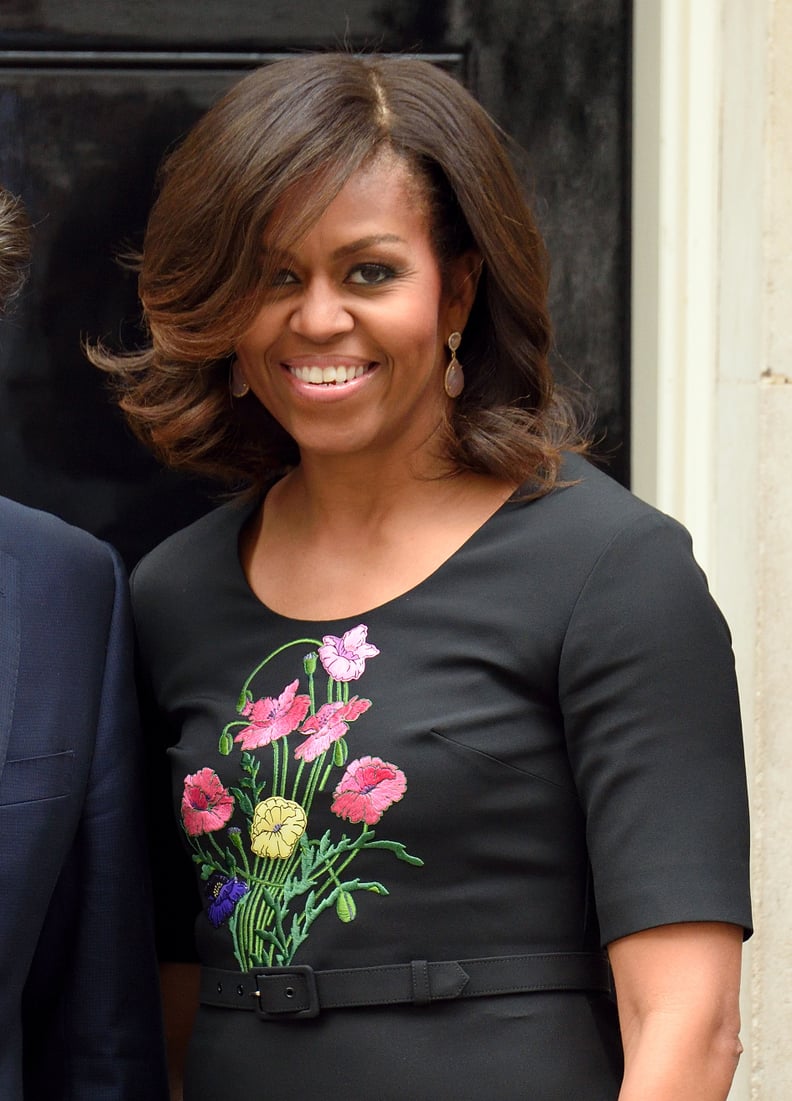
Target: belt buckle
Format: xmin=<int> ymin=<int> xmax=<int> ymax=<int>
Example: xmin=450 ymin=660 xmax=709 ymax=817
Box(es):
xmin=253 ymin=965 xmax=320 ymax=1020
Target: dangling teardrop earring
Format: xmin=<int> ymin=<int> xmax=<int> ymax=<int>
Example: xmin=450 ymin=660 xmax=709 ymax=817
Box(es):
xmin=229 ymin=357 xmax=250 ymax=399
xmin=444 ymin=331 xmax=464 ymax=399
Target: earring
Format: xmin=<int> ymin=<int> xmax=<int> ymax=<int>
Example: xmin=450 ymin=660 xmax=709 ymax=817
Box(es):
xmin=444 ymin=331 xmax=464 ymax=399
xmin=229 ymin=357 xmax=250 ymax=399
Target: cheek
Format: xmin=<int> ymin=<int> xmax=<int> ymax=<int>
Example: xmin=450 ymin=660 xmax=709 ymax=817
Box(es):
xmin=235 ymin=303 xmax=284 ymax=356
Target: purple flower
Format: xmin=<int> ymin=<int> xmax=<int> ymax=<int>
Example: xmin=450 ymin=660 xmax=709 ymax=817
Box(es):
xmin=205 ymin=875 xmax=248 ymax=927
xmin=318 ymin=625 xmax=379 ymax=682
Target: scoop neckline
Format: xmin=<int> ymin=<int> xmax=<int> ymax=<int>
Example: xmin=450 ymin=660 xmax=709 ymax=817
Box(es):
xmin=226 ymin=487 xmax=530 ymax=628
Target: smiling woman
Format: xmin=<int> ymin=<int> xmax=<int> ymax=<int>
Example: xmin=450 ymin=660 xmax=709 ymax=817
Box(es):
xmin=89 ymin=54 xmax=569 ymax=494
xmin=232 ymin=151 xmax=475 ymax=473
xmin=92 ymin=53 xmax=751 ymax=1101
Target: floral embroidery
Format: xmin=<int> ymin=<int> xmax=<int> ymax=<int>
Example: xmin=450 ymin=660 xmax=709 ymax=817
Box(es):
xmin=318 ymin=624 xmax=380 ymax=681
xmin=180 ymin=625 xmax=422 ymax=969
xmin=181 ymin=768 xmax=235 ymax=836
xmin=331 ymin=756 xmax=407 ymax=825
xmin=294 ymin=696 xmax=371 ymax=763
xmin=250 ymin=796 xmax=308 ymax=859
xmin=234 ymin=679 xmax=311 ymax=750
xmin=206 ymin=874 xmax=248 ymax=927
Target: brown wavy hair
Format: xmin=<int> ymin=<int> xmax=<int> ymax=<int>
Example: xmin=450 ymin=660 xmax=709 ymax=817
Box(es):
xmin=0 ymin=188 xmax=31 ymax=312
xmin=89 ymin=53 xmax=585 ymax=493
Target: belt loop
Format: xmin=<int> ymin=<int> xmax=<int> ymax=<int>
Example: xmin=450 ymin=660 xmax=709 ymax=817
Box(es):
xmin=410 ymin=959 xmax=431 ymax=1006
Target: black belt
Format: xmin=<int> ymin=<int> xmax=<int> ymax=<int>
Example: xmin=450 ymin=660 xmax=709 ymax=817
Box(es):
xmin=200 ymin=952 xmax=612 ymax=1021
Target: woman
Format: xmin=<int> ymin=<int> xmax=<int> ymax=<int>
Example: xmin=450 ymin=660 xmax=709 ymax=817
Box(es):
xmin=93 ymin=54 xmax=751 ymax=1100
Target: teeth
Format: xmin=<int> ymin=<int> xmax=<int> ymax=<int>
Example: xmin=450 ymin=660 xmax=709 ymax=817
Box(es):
xmin=290 ymin=364 xmax=369 ymax=385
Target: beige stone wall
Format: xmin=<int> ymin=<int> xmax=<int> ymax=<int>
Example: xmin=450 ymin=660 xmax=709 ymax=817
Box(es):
xmin=750 ymin=1 xmax=792 ymax=1095
xmin=632 ymin=0 xmax=792 ymax=1096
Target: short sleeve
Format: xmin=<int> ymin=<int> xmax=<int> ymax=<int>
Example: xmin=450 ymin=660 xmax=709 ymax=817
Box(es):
xmin=558 ymin=510 xmax=752 ymax=945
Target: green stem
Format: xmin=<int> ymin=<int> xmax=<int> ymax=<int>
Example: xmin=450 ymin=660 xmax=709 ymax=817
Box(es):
xmin=221 ymin=719 xmax=249 ymax=737
xmin=271 ymin=739 xmax=280 ymax=796
xmin=188 ymin=836 xmax=224 ymax=876
xmin=234 ymin=841 xmax=252 ymax=880
xmin=279 ymin=736 xmax=290 ymax=798
xmin=229 ymin=905 xmax=244 ymax=969
xmin=307 ymin=825 xmax=369 ymax=900
xmin=290 ymin=759 xmax=306 ymax=801
xmin=302 ymin=751 xmax=329 ymax=815
xmin=207 ymin=832 xmax=228 ymax=863
xmin=241 ymin=638 xmax=322 ymax=699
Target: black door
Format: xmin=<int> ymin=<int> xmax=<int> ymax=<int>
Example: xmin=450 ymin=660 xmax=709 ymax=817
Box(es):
xmin=0 ymin=1 xmax=630 ymax=567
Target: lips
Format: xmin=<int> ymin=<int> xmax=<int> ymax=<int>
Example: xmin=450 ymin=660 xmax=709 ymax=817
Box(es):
xmin=287 ymin=362 xmax=374 ymax=385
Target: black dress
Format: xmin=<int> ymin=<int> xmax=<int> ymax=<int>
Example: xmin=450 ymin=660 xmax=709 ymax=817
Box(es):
xmin=132 ymin=454 xmax=751 ymax=1100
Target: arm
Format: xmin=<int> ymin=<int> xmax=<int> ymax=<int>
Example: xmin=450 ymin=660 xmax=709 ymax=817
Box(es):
xmin=609 ymin=922 xmax=744 ymax=1101
xmin=160 ymin=962 xmax=201 ymax=1101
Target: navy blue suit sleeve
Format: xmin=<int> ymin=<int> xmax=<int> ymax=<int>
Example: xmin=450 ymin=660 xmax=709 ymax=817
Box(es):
xmin=23 ymin=545 xmax=169 ymax=1100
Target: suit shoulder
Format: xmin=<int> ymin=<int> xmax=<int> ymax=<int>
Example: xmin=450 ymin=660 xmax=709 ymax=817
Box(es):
xmin=0 ymin=496 xmax=118 ymax=575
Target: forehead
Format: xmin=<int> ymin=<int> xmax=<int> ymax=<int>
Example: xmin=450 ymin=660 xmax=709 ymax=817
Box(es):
xmin=264 ymin=151 xmax=431 ymax=248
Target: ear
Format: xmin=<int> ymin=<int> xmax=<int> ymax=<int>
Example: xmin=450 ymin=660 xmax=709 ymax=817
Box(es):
xmin=445 ymin=249 xmax=482 ymax=332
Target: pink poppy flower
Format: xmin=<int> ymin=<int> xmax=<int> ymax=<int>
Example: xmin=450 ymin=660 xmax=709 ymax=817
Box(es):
xmin=182 ymin=768 xmax=235 ymax=836
xmin=234 ymin=679 xmax=311 ymax=751
xmin=331 ymin=755 xmax=407 ymax=825
xmin=294 ymin=697 xmax=371 ymax=763
xmin=318 ymin=625 xmax=380 ymax=682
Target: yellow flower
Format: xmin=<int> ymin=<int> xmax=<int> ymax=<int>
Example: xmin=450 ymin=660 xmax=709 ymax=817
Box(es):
xmin=250 ymin=796 xmax=307 ymax=859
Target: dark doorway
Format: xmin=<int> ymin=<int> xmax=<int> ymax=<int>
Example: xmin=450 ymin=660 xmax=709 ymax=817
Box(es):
xmin=0 ymin=1 xmax=631 ymax=568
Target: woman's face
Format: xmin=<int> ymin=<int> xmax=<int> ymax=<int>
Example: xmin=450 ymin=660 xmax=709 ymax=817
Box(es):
xmin=234 ymin=153 xmax=476 ymax=471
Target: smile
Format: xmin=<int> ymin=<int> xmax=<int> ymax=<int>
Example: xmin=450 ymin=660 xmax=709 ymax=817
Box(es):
xmin=288 ymin=363 xmax=373 ymax=385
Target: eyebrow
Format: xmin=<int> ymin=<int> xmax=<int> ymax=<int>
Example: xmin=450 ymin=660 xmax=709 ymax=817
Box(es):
xmin=262 ymin=234 xmax=407 ymax=262
xmin=331 ymin=234 xmax=406 ymax=259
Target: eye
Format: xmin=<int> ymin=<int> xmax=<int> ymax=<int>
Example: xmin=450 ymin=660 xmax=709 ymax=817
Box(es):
xmin=269 ymin=268 xmax=299 ymax=287
xmin=346 ymin=263 xmax=396 ymax=286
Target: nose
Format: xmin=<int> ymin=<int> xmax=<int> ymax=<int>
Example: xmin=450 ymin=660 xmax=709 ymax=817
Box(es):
xmin=289 ymin=278 xmax=354 ymax=342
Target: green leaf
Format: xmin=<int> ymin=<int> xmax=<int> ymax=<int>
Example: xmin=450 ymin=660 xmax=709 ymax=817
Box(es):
xmin=365 ymin=840 xmax=425 ymax=866
xmin=200 ymin=863 xmax=214 ymax=879
xmin=335 ymin=890 xmax=357 ymax=923
xmin=254 ymin=929 xmax=281 ymax=948
xmin=234 ymin=790 xmax=254 ymax=817
xmin=282 ymin=875 xmax=315 ymax=904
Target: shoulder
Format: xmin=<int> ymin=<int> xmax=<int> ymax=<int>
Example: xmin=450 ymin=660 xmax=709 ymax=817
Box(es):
xmin=509 ymin=454 xmax=696 ymax=583
xmin=131 ymin=497 xmax=253 ymax=612
xmin=0 ymin=499 xmax=128 ymax=646
xmin=545 ymin=453 xmax=682 ymax=540
xmin=0 ymin=496 xmax=120 ymax=583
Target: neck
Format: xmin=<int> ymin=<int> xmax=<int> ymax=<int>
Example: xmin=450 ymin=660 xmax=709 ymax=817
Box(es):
xmin=265 ymin=446 xmax=517 ymax=551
